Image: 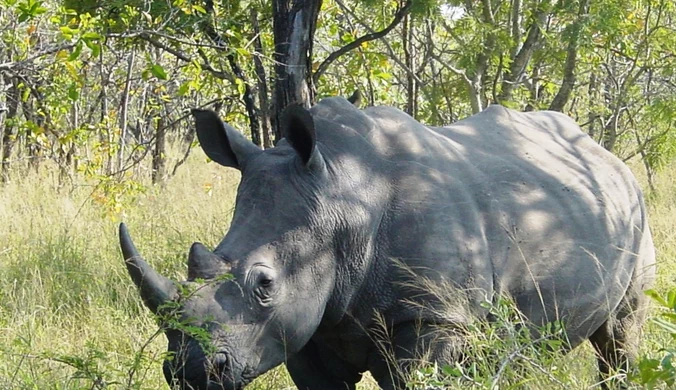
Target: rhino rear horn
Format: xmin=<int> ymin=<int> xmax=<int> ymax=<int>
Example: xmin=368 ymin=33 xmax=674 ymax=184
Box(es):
xmin=188 ymin=242 xmax=231 ymax=280
xmin=119 ymin=223 xmax=177 ymax=313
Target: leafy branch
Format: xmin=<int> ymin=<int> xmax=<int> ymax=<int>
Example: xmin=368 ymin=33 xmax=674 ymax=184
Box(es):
xmin=312 ymin=0 xmax=413 ymax=85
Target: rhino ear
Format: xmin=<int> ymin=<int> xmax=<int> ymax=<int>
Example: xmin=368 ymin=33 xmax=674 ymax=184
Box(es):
xmin=191 ymin=109 xmax=261 ymax=170
xmin=281 ymin=104 xmax=323 ymax=169
xmin=347 ymin=90 xmax=362 ymax=107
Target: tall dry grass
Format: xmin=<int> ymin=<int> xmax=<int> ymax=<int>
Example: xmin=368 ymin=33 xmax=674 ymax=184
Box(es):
xmin=0 ymin=152 xmax=673 ymax=389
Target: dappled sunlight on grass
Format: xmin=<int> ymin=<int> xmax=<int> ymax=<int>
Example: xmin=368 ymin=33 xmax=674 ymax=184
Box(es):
xmin=0 ymin=151 xmax=240 ymax=389
xmin=0 ymin=156 xmax=674 ymax=389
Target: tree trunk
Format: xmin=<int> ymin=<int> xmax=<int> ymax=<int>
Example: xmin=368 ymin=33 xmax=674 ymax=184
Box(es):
xmin=117 ymin=50 xmax=135 ymax=173
xmin=549 ymin=0 xmax=590 ymax=112
xmin=21 ymin=98 xmax=42 ymax=172
xmin=100 ymin=44 xmax=111 ymax=175
xmin=251 ymin=7 xmax=273 ymax=149
xmin=403 ymin=14 xmax=416 ymax=117
xmin=603 ymin=111 xmax=619 ymax=152
xmin=272 ymin=0 xmax=322 ymax=141
xmin=587 ymin=72 xmax=598 ymax=140
xmin=152 ymin=116 xmax=166 ymax=184
xmin=59 ymin=99 xmax=78 ymax=184
xmin=498 ymin=5 xmax=547 ymax=103
xmin=1 ymin=78 xmax=19 ymax=182
xmin=467 ymin=0 xmax=499 ymax=114
xmin=527 ymin=58 xmax=543 ymax=109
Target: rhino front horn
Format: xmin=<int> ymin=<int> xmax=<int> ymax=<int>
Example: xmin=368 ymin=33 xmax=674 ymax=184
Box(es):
xmin=119 ymin=223 xmax=177 ymax=313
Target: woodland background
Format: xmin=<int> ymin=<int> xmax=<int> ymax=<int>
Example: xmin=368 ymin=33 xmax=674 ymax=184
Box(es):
xmin=0 ymin=0 xmax=674 ymax=191
xmin=0 ymin=0 xmax=675 ymax=389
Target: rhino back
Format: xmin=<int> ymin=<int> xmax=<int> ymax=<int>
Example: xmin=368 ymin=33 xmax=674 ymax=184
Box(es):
xmin=315 ymin=102 xmax=653 ymax=346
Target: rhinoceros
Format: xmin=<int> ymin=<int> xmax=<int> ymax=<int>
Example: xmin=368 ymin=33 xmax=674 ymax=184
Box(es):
xmin=119 ymin=96 xmax=656 ymax=390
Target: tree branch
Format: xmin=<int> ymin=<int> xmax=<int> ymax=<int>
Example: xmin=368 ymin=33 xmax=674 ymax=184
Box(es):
xmin=0 ymin=43 xmax=76 ymax=71
xmin=333 ymin=0 xmax=424 ymax=87
xmin=430 ymin=53 xmax=472 ymax=86
xmin=498 ymin=5 xmax=548 ymax=103
xmin=201 ymin=0 xmax=261 ymax=145
xmin=126 ymin=32 xmax=234 ymax=82
xmin=312 ymin=0 xmax=412 ymax=85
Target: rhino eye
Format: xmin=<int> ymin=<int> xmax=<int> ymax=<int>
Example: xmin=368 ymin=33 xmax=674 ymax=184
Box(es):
xmin=255 ymin=276 xmax=274 ymax=304
xmin=259 ymin=278 xmax=273 ymax=288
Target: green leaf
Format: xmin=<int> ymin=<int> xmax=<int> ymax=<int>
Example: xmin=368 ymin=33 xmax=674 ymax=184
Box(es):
xmin=60 ymin=26 xmax=75 ymax=38
xmin=646 ymin=289 xmax=669 ymax=307
xmin=341 ymin=32 xmax=355 ymax=43
xmin=177 ymin=82 xmax=190 ymax=96
xmin=441 ymin=363 xmax=463 ymax=377
xmin=67 ymin=84 xmax=79 ymax=101
xmin=653 ymin=317 xmax=676 ymax=334
xmin=667 ymin=289 xmax=676 ymax=309
xmin=234 ymin=78 xmax=245 ymax=96
xmin=21 ymin=87 xmax=30 ymax=102
xmin=68 ymin=42 xmax=83 ymax=61
xmin=82 ymin=32 xmax=102 ymax=40
xmin=91 ymin=43 xmax=101 ymax=57
xmin=83 ymin=38 xmax=101 ymax=57
xmin=150 ymin=64 xmax=168 ymax=80
xmin=235 ymin=47 xmax=249 ymax=57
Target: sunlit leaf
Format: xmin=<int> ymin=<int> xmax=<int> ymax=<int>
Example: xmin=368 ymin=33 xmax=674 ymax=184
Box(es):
xmin=150 ymin=64 xmax=168 ymax=80
xmin=68 ymin=42 xmax=83 ymax=61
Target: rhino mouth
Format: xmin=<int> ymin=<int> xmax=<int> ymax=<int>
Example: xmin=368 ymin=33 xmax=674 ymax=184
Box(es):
xmin=205 ymin=375 xmax=253 ymax=390
xmin=206 ymin=380 xmax=243 ymax=390
xmin=205 ymin=362 xmax=257 ymax=390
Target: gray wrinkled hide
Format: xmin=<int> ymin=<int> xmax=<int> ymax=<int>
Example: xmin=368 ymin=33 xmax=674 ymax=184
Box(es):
xmin=141 ymin=97 xmax=656 ymax=390
xmin=310 ymin=97 xmax=655 ymax=333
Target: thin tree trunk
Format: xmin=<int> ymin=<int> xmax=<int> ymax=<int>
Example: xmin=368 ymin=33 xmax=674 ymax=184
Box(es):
xmin=549 ymin=0 xmax=590 ymax=112
xmin=523 ymin=58 xmax=542 ymax=111
xmin=403 ymin=14 xmax=416 ymax=117
xmin=272 ymin=0 xmax=322 ymax=141
xmin=603 ymin=111 xmax=619 ymax=152
xmin=100 ymin=44 xmax=111 ymax=174
xmin=1 ymin=77 xmax=19 ymax=182
xmin=117 ymin=50 xmax=135 ymax=173
xmin=59 ymin=100 xmax=78 ymax=184
xmin=587 ymin=72 xmax=598 ymax=140
xmin=152 ymin=116 xmax=166 ymax=184
xmin=498 ymin=5 xmax=547 ymax=103
xmin=21 ymin=97 xmax=42 ymax=172
xmin=251 ymin=7 xmax=272 ymax=148
xmin=635 ymin=130 xmax=655 ymax=192
xmin=468 ymin=0 xmax=499 ymax=113
xmin=510 ymin=0 xmax=522 ymax=56
xmin=202 ymin=0 xmax=262 ymax=146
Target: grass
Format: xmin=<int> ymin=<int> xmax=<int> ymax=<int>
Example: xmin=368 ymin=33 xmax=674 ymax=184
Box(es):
xmin=0 ymin=150 xmax=674 ymax=389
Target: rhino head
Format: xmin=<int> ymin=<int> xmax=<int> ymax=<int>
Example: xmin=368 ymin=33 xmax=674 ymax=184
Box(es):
xmin=120 ymin=105 xmax=345 ymax=390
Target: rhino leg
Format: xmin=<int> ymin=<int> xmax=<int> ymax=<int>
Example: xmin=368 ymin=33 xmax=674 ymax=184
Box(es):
xmin=286 ymin=340 xmax=361 ymax=390
xmin=588 ymin=281 xmax=648 ymax=389
xmin=368 ymin=321 xmax=465 ymax=390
